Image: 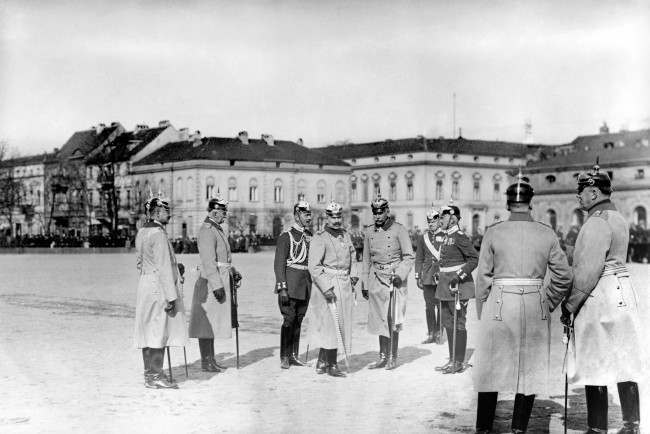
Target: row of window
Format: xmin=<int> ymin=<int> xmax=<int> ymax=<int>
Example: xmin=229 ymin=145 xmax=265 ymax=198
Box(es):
xmin=351 ymin=178 xmax=503 ymax=202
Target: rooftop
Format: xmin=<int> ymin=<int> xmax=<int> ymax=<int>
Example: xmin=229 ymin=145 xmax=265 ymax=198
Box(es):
xmin=57 ymin=125 xmax=122 ymax=160
xmin=86 ymin=127 xmax=167 ymax=165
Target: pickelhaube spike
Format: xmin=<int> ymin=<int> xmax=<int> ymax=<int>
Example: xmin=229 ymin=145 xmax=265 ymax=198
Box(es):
xmin=577 ymin=156 xmax=611 ymax=194
xmin=325 ymin=200 xmax=343 ymax=217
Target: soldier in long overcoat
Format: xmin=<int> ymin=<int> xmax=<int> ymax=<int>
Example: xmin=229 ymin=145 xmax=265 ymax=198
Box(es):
xmin=362 ymin=196 xmax=414 ymax=370
xmin=562 ymin=164 xmax=642 ymax=433
xmin=472 ymin=174 xmax=572 ymax=433
xmin=134 ymin=195 xmax=188 ymax=389
xmin=189 ymin=196 xmax=242 ymax=372
xmin=414 ymin=208 xmax=444 ymax=344
xmin=274 ymin=201 xmax=313 ymax=369
xmin=434 ymin=204 xmax=479 ymax=374
xmin=307 ymin=201 xmax=358 ymax=377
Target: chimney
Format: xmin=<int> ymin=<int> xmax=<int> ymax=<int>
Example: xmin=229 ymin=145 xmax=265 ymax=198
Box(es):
xmin=179 ymin=128 xmax=189 ymax=141
xmin=261 ymin=134 xmax=274 ymax=146
xmin=599 ymin=122 xmax=610 ymax=134
xmin=238 ymin=130 xmax=249 ymax=145
xmin=158 ymin=120 xmax=171 ymax=128
xmin=190 ymin=130 xmax=202 ymax=147
xmin=135 ymin=124 xmax=149 ymax=132
xmin=296 ymin=138 xmax=304 ymax=146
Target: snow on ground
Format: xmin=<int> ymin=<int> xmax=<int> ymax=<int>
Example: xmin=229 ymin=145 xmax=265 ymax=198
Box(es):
xmin=0 ymin=252 xmax=648 ymax=433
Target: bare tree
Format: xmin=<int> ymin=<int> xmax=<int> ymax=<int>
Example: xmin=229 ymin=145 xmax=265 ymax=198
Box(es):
xmin=0 ymin=141 xmax=25 ymax=242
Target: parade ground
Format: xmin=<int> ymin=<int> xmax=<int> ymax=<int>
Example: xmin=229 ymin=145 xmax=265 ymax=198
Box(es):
xmin=0 ymin=252 xmax=648 ymax=433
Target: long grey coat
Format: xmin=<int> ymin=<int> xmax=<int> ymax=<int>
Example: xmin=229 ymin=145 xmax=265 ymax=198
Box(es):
xmin=189 ymin=217 xmax=234 ymax=339
xmin=134 ymin=222 xmax=188 ymax=349
xmin=565 ymin=200 xmax=643 ymax=385
xmin=472 ymin=212 xmax=572 ymax=395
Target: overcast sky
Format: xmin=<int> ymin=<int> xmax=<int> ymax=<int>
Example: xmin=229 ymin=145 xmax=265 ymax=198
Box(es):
xmin=1 ymin=0 xmax=649 ymax=155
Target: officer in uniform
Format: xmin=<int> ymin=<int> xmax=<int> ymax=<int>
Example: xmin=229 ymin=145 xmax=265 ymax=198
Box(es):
xmin=274 ymin=201 xmax=313 ymax=369
xmin=414 ymin=207 xmax=445 ymax=344
xmin=562 ymin=163 xmax=642 ymax=433
xmin=134 ymin=193 xmax=188 ymax=389
xmin=362 ymin=196 xmax=414 ymax=370
xmin=188 ymin=195 xmax=242 ymax=372
xmin=472 ymin=173 xmax=572 ymax=433
xmin=306 ymin=201 xmax=358 ymax=377
xmin=434 ymin=203 xmax=479 ymax=374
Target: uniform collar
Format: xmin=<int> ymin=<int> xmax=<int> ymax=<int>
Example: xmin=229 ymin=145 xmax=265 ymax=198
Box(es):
xmin=508 ymin=211 xmax=534 ymax=222
xmin=143 ymin=220 xmax=164 ymax=229
xmin=375 ymin=217 xmax=394 ymax=231
xmin=204 ymin=216 xmax=223 ymax=230
xmin=291 ymin=223 xmax=306 ymax=233
xmin=445 ymin=225 xmax=459 ymax=235
xmin=325 ymin=225 xmax=345 ymax=238
xmin=587 ymin=199 xmax=616 ymax=217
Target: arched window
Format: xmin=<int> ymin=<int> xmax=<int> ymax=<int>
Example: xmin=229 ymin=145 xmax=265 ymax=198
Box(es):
xmin=274 ymin=179 xmax=284 ymax=203
xmin=388 ymin=172 xmax=397 ymax=201
xmin=472 ymin=173 xmax=481 ymax=201
xmin=493 ymin=173 xmax=502 ymax=200
xmin=205 ymin=176 xmax=214 ymax=200
xmin=634 ymin=206 xmax=647 ymax=228
xmin=405 ymin=171 xmax=414 ymax=201
xmin=350 ymin=175 xmax=358 ymax=202
xmin=472 ymin=214 xmax=481 ymax=236
xmin=547 ymin=209 xmax=557 ymax=230
xmin=249 ymin=178 xmax=258 ymax=202
xmin=316 ymin=180 xmax=326 ymax=203
xmin=335 ymin=181 xmax=346 ymax=203
xmin=228 ymin=177 xmax=238 ymax=201
xmin=361 ymin=174 xmax=369 ymax=202
xmin=451 ymin=171 xmax=461 ymax=200
xmin=175 ymin=177 xmax=184 ymax=204
xmin=372 ymin=173 xmax=381 ymax=197
xmin=159 ymin=178 xmax=165 ymax=195
xmin=186 ymin=177 xmax=193 ymax=203
xmin=407 ymin=211 xmax=414 ymax=230
xmin=297 ymin=179 xmax=307 ymax=202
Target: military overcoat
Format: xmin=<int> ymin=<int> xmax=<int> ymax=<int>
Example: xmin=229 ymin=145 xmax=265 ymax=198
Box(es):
xmin=472 ymin=212 xmax=572 ymax=395
xmin=362 ymin=219 xmax=414 ymax=336
xmin=134 ymin=221 xmax=188 ymax=348
xmin=565 ymin=200 xmax=643 ymax=385
xmin=189 ymin=217 xmax=234 ymax=339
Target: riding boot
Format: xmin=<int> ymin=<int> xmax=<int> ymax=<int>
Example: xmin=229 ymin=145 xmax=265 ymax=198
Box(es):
xmin=585 ymin=385 xmax=608 ymax=433
xmin=142 ymin=348 xmax=153 ymax=383
xmin=386 ymin=332 xmax=399 ymax=370
xmin=423 ymin=305 xmax=435 ymax=343
xmin=617 ymin=382 xmax=640 ymax=434
xmin=315 ymin=348 xmax=328 ymax=374
xmin=368 ymin=336 xmax=388 ymax=369
xmin=443 ymin=329 xmax=468 ymax=374
xmin=199 ymin=338 xmax=220 ymax=372
xmin=208 ymin=338 xmax=226 ymax=370
xmin=289 ymin=322 xmax=307 ymax=366
xmin=511 ymin=393 xmax=535 ymax=433
xmin=327 ymin=349 xmax=346 ymax=377
xmin=435 ymin=327 xmax=453 ymax=371
xmin=280 ymin=326 xmax=291 ymax=369
xmin=475 ymin=391 xmax=498 ymax=433
xmin=146 ymin=348 xmax=178 ymax=389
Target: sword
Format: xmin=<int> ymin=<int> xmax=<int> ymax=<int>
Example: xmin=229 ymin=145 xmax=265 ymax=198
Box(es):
xmin=166 ymin=346 xmax=173 ymax=382
xmin=562 ymin=322 xmax=573 ymax=434
xmin=388 ymin=271 xmax=396 ymax=359
xmin=328 ymin=301 xmax=350 ymax=372
xmin=230 ymin=274 xmax=240 ymax=369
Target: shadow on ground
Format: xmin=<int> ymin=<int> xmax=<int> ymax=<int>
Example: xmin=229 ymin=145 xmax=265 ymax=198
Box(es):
xmin=298 ymin=346 xmax=432 ymax=373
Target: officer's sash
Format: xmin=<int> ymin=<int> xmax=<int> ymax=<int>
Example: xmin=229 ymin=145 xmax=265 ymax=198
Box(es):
xmin=423 ymin=231 xmax=440 ymax=261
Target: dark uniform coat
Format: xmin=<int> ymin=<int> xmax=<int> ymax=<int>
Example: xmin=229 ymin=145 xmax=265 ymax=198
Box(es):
xmin=134 ymin=221 xmax=188 ymax=348
xmin=435 ymin=226 xmax=479 ymax=301
xmin=472 ymin=212 xmax=572 ymax=395
xmin=362 ymin=219 xmax=415 ymax=336
xmin=565 ymin=200 xmax=643 ymax=385
xmin=307 ymin=227 xmax=356 ymax=351
xmin=189 ymin=217 xmax=234 ymax=339
xmin=414 ymin=228 xmax=444 ymax=285
xmin=273 ymin=224 xmax=311 ymax=299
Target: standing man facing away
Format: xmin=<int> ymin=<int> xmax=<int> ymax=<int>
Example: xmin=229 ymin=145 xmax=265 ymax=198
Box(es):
xmin=434 ymin=203 xmax=479 ymax=374
xmin=414 ymin=207 xmax=445 ymax=344
xmin=134 ymin=193 xmax=188 ymax=389
xmin=307 ymin=201 xmax=358 ymax=377
xmin=472 ymin=173 xmax=572 ymax=433
xmin=563 ymin=163 xmax=642 ymax=433
xmin=362 ymin=196 xmax=414 ymax=370
xmin=274 ymin=201 xmax=313 ymax=369
xmin=189 ymin=195 xmax=242 ymax=372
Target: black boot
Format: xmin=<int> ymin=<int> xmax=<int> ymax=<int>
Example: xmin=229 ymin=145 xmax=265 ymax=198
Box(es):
xmin=142 ymin=348 xmax=153 ymax=383
xmin=617 ymin=382 xmax=640 ymax=434
xmin=585 ymin=385 xmax=608 ymax=433
xmin=147 ymin=348 xmax=178 ymax=389
xmin=423 ymin=304 xmax=435 ymax=343
xmin=386 ymin=332 xmax=399 ymax=370
xmin=476 ymin=392 xmax=498 ymax=433
xmin=368 ymin=336 xmax=388 ymax=369
xmin=289 ymin=322 xmax=308 ymax=367
xmin=315 ymin=348 xmax=328 ymax=374
xmin=444 ymin=329 xmax=468 ymax=374
xmin=280 ymin=326 xmax=291 ymax=369
xmin=327 ymin=349 xmax=346 ymax=377
xmin=208 ymin=339 xmax=226 ymax=370
xmin=435 ymin=327 xmax=453 ymax=371
xmin=199 ymin=338 xmax=220 ymax=373
xmin=512 ymin=393 xmax=535 ymax=433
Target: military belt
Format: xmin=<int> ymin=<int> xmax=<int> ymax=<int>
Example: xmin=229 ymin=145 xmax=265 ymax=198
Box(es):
xmin=323 ymin=266 xmax=349 ymax=276
xmin=494 ymin=278 xmax=542 ymax=294
xmin=374 ymin=263 xmax=398 ymax=271
xmin=288 ymin=264 xmax=308 ymax=271
xmin=439 ymin=264 xmax=464 ymax=273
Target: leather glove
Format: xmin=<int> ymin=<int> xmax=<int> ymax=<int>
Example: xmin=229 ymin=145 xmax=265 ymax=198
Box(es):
xmin=391 ymin=275 xmax=402 ymax=287
xmin=164 ymin=299 xmax=176 ymax=315
xmin=177 ymin=263 xmax=185 ymax=276
xmin=433 ymin=273 xmax=440 ymax=285
xmin=416 ymin=278 xmax=423 ymax=290
xmin=213 ymin=288 xmax=226 ymax=304
xmin=324 ymin=288 xmax=337 ymax=303
xmin=350 ymin=276 xmax=359 ymax=287
xmin=560 ymin=301 xmax=572 ymax=327
xmin=279 ymin=289 xmax=290 ymax=306
xmin=362 ymin=289 xmax=369 ymax=300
